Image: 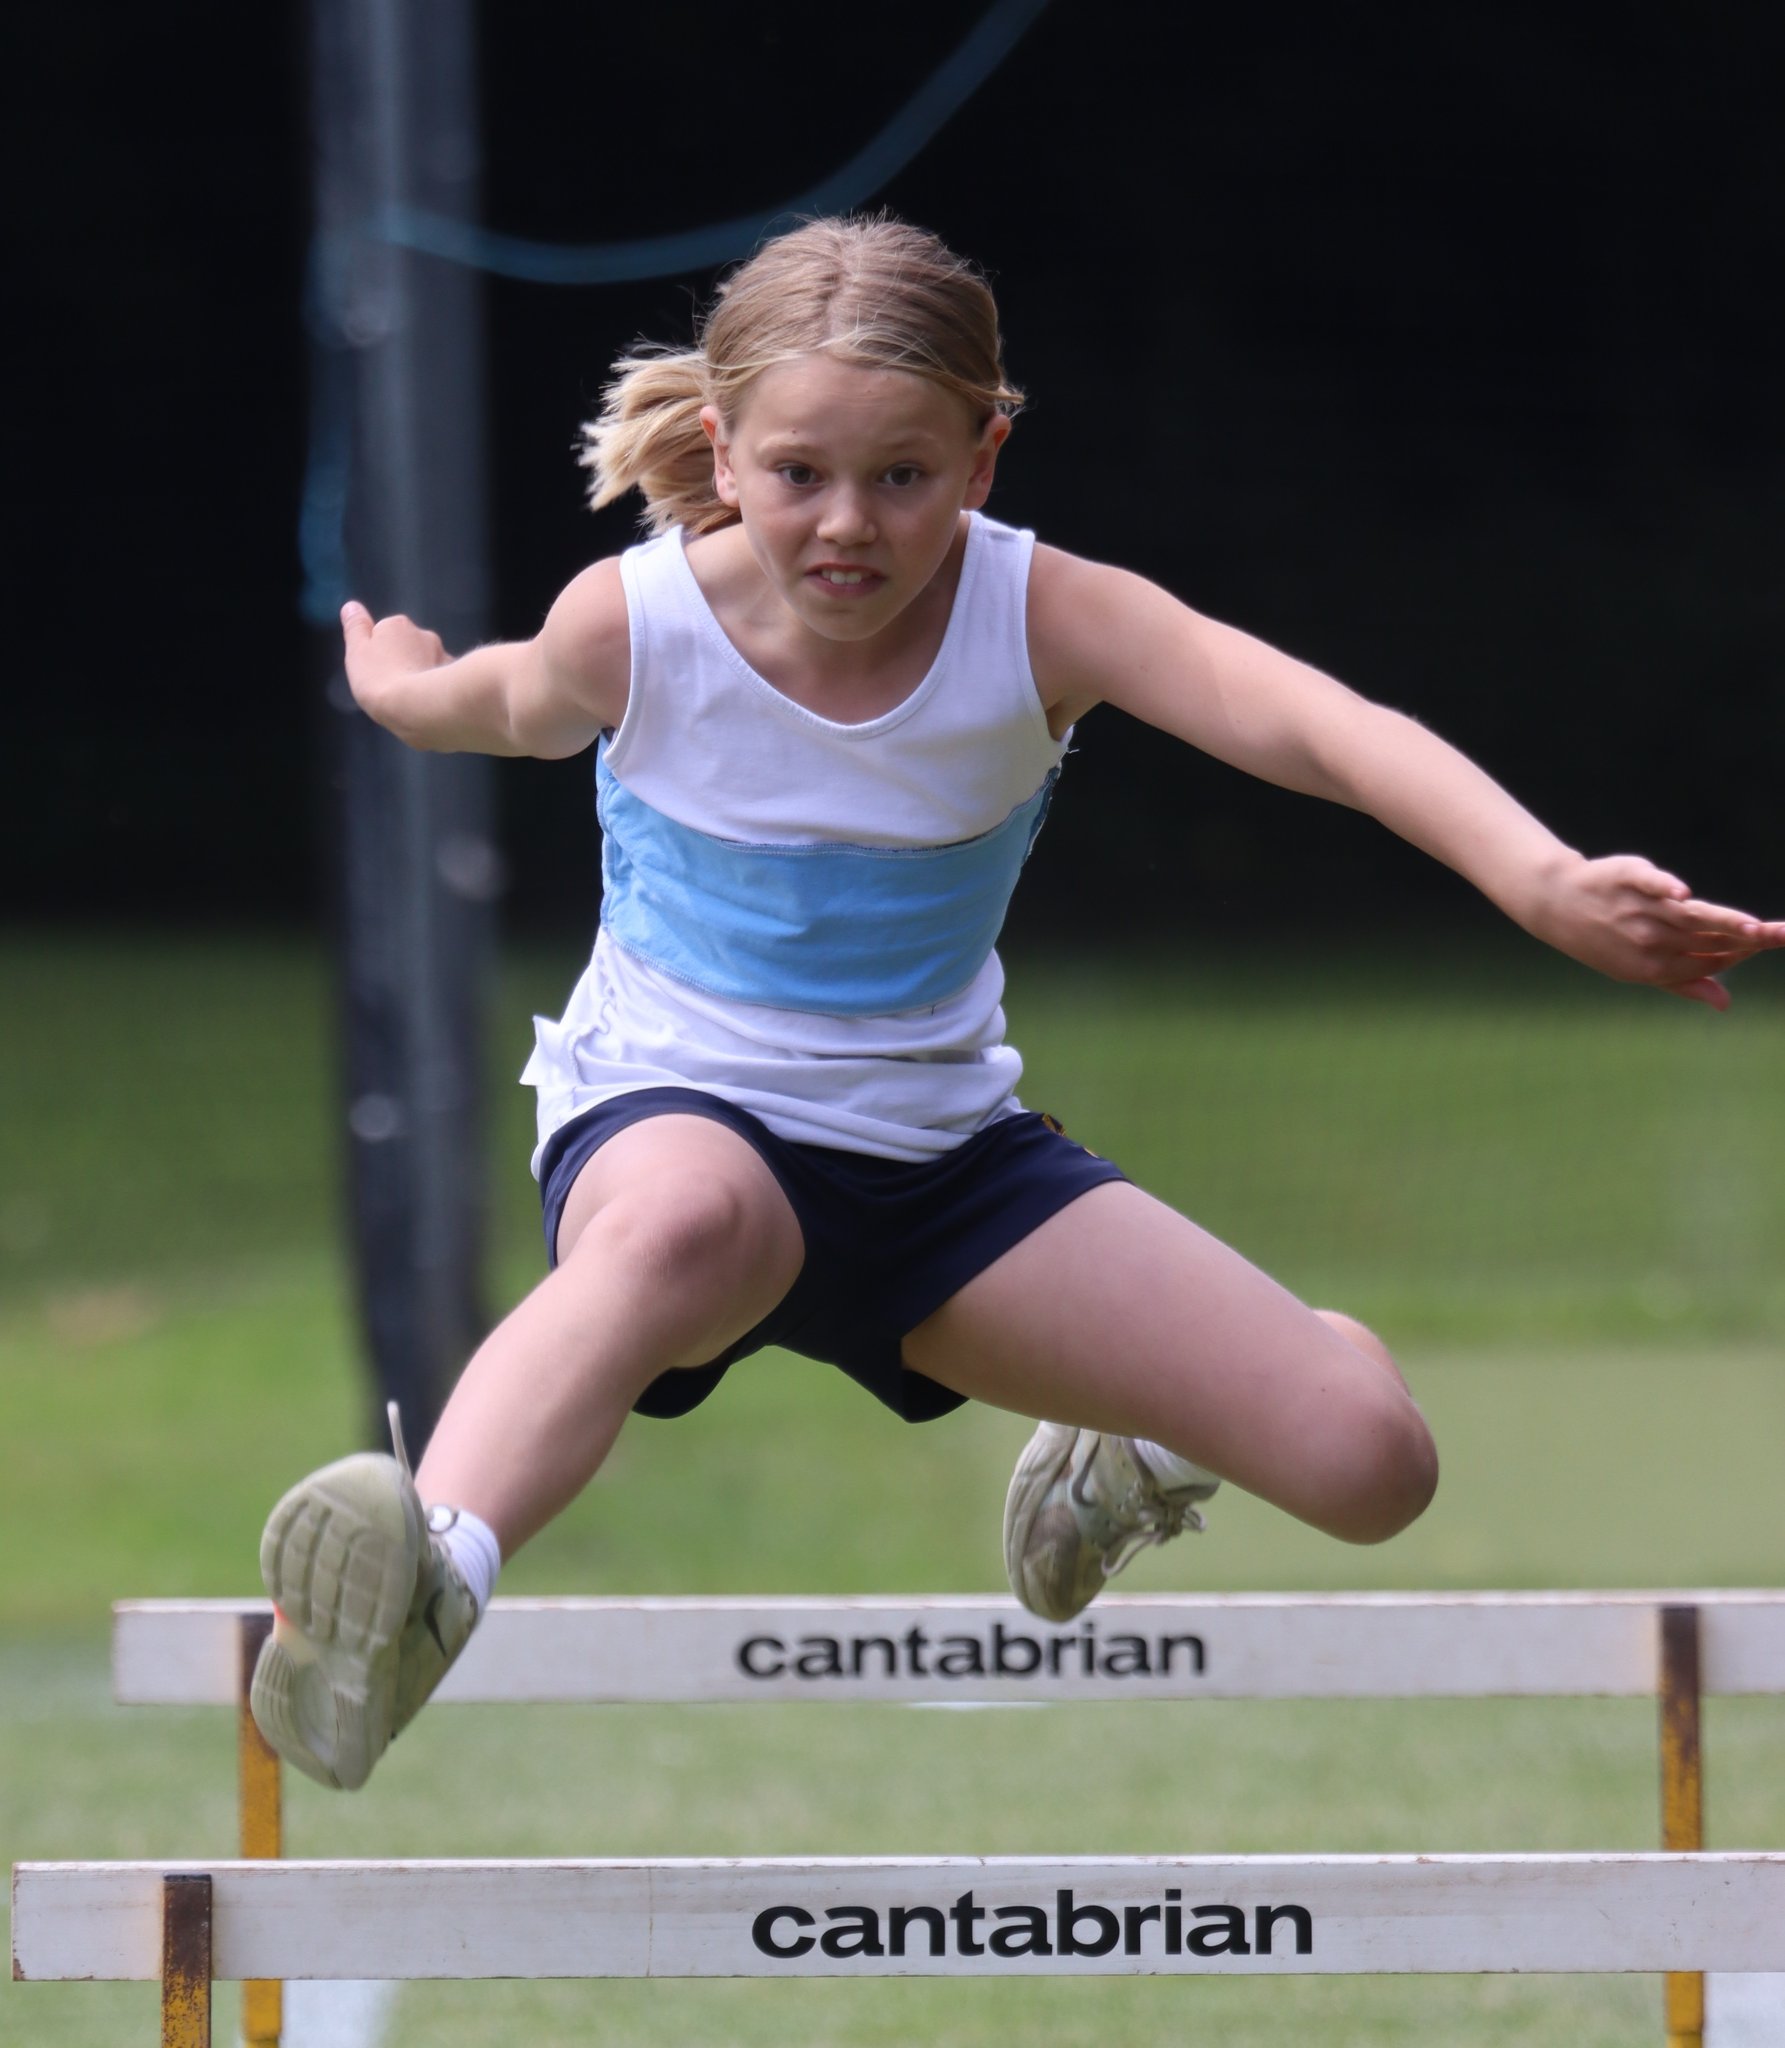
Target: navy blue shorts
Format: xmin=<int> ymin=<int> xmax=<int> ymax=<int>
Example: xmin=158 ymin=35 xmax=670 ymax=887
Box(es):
xmin=537 ymin=1087 xmax=1126 ymax=1424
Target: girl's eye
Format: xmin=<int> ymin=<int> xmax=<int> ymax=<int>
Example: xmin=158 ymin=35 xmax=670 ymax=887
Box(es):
xmin=778 ymin=464 xmax=818 ymax=488
xmin=884 ymin=465 xmax=924 ymax=487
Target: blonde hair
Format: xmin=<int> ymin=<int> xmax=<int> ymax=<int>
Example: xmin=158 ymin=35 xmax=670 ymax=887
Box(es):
xmin=579 ymin=216 xmax=1024 ymax=536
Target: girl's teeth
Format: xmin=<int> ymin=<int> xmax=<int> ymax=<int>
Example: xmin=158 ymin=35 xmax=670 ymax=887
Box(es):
xmin=822 ymin=569 xmax=865 ymax=585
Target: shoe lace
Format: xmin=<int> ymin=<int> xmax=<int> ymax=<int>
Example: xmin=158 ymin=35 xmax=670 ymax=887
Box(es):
xmin=1100 ymin=1496 xmax=1208 ymax=1582
xmin=1074 ymin=1437 xmax=1209 ymax=1584
xmin=386 ymin=1401 xmax=413 ymax=1481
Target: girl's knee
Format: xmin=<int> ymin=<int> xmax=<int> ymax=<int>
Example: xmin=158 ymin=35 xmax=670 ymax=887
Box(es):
xmin=1317 ymin=1391 xmax=1438 ymax=1544
xmin=1306 ymin=1307 xmax=1434 ymax=1538
xmin=1355 ymin=1403 xmax=1438 ymax=1541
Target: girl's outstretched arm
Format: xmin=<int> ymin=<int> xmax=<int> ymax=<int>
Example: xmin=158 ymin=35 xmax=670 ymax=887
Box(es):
xmin=341 ymin=557 xmax=629 ymax=758
xmin=1029 ymin=546 xmax=1785 ymax=1008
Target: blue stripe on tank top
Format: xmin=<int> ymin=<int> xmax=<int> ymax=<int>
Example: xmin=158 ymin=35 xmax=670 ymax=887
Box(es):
xmin=595 ymin=745 xmax=1058 ymax=1017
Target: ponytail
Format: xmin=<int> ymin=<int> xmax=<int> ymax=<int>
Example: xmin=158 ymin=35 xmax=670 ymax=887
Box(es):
xmin=578 ymin=347 xmax=734 ymax=537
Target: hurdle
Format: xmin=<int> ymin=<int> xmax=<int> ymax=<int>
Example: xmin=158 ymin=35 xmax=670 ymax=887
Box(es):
xmin=96 ymin=1590 xmax=1785 ymax=2046
xmin=17 ymin=1851 xmax=1785 ymax=2045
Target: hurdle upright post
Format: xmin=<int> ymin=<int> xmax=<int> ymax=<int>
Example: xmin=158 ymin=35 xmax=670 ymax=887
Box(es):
xmin=236 ymin=1614 xmax=282 ymax=2048
xmin=1660 ymin=1603 xmax=1704 ymax=2048
xmin=159 ymin=1872 xmax=212 ymax=2048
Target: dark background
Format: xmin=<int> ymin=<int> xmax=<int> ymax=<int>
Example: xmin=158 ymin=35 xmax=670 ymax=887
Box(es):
xmin=12 ymin=3 xmax=1783 ymax=942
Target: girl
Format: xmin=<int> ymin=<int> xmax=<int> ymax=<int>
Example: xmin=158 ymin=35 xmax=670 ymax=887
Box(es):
xmin=251 ymin=216 xmax=1783 ymax=1792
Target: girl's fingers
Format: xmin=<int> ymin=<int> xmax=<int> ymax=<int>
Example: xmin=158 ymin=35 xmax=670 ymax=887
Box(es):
xmin=1670 ymin=975 xmax=1732 ymax=1012
xmin=1615 ymin=857 xmax=1688 ymax=898
xmin=1657 ymin=895 xmax=1781 ymax=937
xmin=1693 ymin=916 xmax=1785 ymax=949
xmin=1577 ymin=859 xmax=1784 ymax=996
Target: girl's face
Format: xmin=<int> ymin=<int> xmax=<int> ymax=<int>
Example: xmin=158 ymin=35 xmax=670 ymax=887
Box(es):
xmin=702 ymin=354 xmax=1009 ymax=646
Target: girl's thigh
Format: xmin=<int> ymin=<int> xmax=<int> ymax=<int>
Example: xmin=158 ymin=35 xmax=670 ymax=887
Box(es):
xmin=555 ymin=1110 xmax=805 ymax=1312
xmin=901 ymin=1181 xmax=1436 ymax=1540
xmin=416 ymin=1113 xmax=805 ymax=1551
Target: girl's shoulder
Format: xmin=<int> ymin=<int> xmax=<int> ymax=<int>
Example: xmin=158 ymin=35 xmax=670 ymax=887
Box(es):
xmin=537 ymin=553 xmax=633 ymax=732
xmin=544 ymin=552 xmax=631 ymax=646
xmin=1024 ymin=541 xmax=1156 ymax=724
xmin=1027 ymin=541 xmax=1232 ymax=737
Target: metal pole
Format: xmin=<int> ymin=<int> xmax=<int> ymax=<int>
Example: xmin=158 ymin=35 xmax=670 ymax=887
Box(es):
xmin=1659 ymin=1604 xmax=1705 ymax=2048
xmin=307 ymin=0 xmax=496 ymax=1453
xmin=159 ymin=1873 xmax=213 ymax=2048
xmin=237 ymin=1615 xmax=283 ymax=2048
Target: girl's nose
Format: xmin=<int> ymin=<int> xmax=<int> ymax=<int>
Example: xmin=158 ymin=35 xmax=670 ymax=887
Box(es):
xmin=816 ymin=488 xmax=876 ymax=546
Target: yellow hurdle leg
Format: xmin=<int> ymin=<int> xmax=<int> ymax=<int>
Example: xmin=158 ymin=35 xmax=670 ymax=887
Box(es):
xmin=161 ymin=1872 xmax=212 ymax=2048
xmin=1660 ymin=1603 xmax=1704 ymax=2048
xmin=238 ymin=1612 xmax=283 ymax=2048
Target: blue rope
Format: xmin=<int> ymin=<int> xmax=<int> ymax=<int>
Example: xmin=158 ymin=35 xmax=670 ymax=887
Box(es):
xmin=300 ymin=0 xmax=1049 ymax=619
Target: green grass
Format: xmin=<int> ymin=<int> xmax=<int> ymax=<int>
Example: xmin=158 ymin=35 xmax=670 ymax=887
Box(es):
xmin=15 ymin=1636 xmax=1785 ymax=2045
xmin=3 ymin=930 xmax=1784 ymax=2044
xmin=6 ymin=1280 xmax=1785 ymax=1629
xmin=6 ymin=930 xmax=1785 ymax=1338
xmin=1013 ymin=950 xmax=1785 ymax=1343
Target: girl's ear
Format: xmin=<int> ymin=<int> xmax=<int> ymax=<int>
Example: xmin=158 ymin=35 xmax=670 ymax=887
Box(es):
xmin=700 ymin=404 xmax=740 ymax=508
xmin=962 ymin=412 xmax=1012 ymax=511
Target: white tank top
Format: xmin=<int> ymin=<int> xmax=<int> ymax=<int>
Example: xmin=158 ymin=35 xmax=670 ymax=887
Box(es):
xmin=522 ymin=510 xmax=1068 ymax=1167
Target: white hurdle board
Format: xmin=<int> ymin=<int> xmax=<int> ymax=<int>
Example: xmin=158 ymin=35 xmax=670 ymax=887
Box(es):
xmin=114 ymin=1590 xmax=1785 ymax=1706
xmin=17 ymin=1855 xmax=1785 ymax=1980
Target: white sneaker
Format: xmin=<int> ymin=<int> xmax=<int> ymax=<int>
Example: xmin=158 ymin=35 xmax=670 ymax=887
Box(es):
xmin=250 ymin=1407 xmax=478 ymax=1791
xmin=1003 ymin=1424 xmax=1219 ymax=1623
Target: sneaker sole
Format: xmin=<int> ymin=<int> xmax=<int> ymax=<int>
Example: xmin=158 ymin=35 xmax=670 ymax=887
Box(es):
xmin=251 ymin=1453 xmax=423 ymax=1792
xmin=1001 ymin=1421 xmax=1086 ymax=1623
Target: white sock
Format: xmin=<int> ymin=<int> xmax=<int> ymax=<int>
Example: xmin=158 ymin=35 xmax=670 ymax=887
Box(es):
xmin=431 ymin=1505 xmax=502 ymax=1614
xmin=1132 ymin=1440 xmax=1220 ymax=1493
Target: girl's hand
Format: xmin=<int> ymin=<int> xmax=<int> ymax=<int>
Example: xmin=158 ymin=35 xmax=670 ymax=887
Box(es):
xmin=341 ymin=600 xmax=448 ymax=736
xmin=331 ymin=566 xmax=624 ymax=758
xmin=1524 ymin=852 xmax=1785 ymax=1011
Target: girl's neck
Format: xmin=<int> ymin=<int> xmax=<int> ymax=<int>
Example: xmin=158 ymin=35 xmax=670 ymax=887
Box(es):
xmin=684 ymin=518 xmax=971 ymax=724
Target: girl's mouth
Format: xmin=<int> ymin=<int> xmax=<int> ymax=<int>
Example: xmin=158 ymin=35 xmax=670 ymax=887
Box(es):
xmin=809 ymin=564 xmax=883 ymax=593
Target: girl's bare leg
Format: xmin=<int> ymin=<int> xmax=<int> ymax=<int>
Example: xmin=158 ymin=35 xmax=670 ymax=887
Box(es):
xmin=415 ymin=1114 xmax=805 ymax=1557
xmin=902 ymin=1179 xmax=1436 ymax=1544
xmin=251 ymin=1112 xmax=802 ymax=1791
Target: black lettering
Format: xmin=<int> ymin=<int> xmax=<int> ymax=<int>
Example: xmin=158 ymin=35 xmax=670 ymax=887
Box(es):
xmin=949 ymin=1889 xmax=987 ymax=1956
xmin=889 ymin=1905 xmax=946 ymax=1957
xmin=1102 ymin=1635 xmax=1151 ymax=1677
xmin=1056 ymin=1889 xmax=1119 ymax=1957
xmin=992 ymin=1623 xmax=1040 ymax=1676
xmin=1123 ymin=1903 xmax=1161 ymax=1954
xmin=849 ymin=1636 xmax=898 ymax=1679
xmin=794 ymin=1638 xmax=843 ymax=1679
xmin=752 ymin=1905 xmax=815 ymax=1958
xmin=1159 ymin=1634 xmax=1205 ymax=1675
xmin=1255 ymin=1903 xmax=1313 ymax=1956
xmin=989 ymin=1906 xmax=1053 ymax=1957
xmin=902 ymin=1626 xmax=931 ymax=1676
xmin=737 ymin=1636 xmax=785 ymax=1679
xmin=1047 ymin=1635 xmax=1069 ymax=1675
xmin=1187 ymin=1905 xmax=1250 ymax=1957
xmin=1078 ymin=1624 xmax=1096 ymax=1674
xmin=937 ymin=1635 xmax=986 ymax=1677
xmin=1165 ymin=1889 xmax=1182 ymax=1951
xmin=820 ymin=1907 xmax=884 ymax=1958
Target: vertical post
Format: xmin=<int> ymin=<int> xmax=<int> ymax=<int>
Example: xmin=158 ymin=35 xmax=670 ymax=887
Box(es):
xmin=1659 ymin=1603 xmax=1704 ymax=2048
xmin=238 ymin=1615 xmax=284 ymax=2048
xmin=308 ymin=0 xmax=496 ymax=1457
xmin=160 ymin=1873 xmax=213 ymax=2048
